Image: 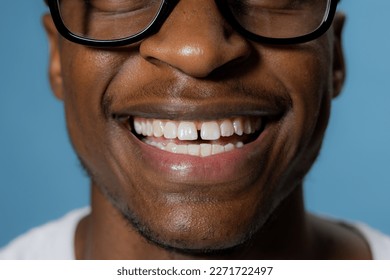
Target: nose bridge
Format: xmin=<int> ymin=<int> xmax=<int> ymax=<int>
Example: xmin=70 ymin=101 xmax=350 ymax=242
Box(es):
xmin=139 ymin=0 xmax=251 ymax=78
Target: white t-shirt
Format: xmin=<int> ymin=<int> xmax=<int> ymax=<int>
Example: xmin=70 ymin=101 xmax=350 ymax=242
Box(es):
xmin=0 ymin=208 xmax=90 ymax=260
xmin=1 ymin=208 xmax=390 ymax=260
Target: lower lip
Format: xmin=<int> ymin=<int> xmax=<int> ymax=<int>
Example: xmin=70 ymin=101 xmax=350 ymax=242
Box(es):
xmin=126 ymin=127 xmax=270 ymax=191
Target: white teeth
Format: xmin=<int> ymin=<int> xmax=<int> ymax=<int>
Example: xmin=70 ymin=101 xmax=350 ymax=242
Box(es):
xmin=153 ymin=120 xmax=164 ymax=137
xmin=164 ymin=121 xmax=177 ymax=139
xmin=224 ymin=143 xmax=235 ymax=152
xmin=166 ymin=142 xmax=177 ymax=153
xmin=134 ymin=121 xmax=142 ymax=135
xmin=200 ymin=121 xmax=220 ymax=140
xmin=175 ymin=144 xmax=188 ymax=154
xmin=200 ymin=144 xmax=212 ymax=157
xmin=134 ymin=117 xmax=260 ymax=140
xmin=244 ymin=119 xmax=252 ymax=134
xmin=236 ymin=142 xmax=244 ymax=148
xmin=132 ymin=117 xmax=263 ymax=156
xmin=177 ymin=122 xmax=198 ymax=140
xmin=146 ymin=120 xmax=153 ymax=136
xmin=220 ymin=120 xmax=234 ymax=137
xmin=188 ymin=144 xmax=201 ymax=156
xmin=141 ymin=122 xmax=147 ymax=136
xmin=143 ymin=141 xmax=244 ymax=157
xmin=212 ymin=144 xmax=225 ymax=155
xmin=232 ymin=118 xmax=244 ymax=136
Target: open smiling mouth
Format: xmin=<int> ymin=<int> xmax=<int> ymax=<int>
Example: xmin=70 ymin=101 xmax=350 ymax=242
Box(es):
xmin=129 ymin=116 xmax=266 ymax=157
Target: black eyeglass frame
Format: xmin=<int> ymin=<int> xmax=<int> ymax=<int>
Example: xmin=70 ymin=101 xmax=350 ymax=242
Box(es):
xmin=46 ymin=0 xmax=340 ymax=47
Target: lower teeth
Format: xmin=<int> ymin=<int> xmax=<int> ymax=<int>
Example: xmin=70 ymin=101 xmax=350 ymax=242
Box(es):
xmin=143 ymin=139 xmax=244 ymax=157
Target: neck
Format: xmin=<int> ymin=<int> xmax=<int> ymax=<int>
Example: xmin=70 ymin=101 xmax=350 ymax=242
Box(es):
xmin=75 ymin=183 xmax=314 ymax=260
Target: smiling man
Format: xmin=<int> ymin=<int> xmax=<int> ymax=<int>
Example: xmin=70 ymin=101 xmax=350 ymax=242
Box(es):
xmin=1 ymin=0 xmax=390 ymax=260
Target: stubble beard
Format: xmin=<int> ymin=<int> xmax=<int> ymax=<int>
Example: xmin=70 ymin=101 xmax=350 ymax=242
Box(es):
xmin=77 ymin=155 xmax=265 ymax=257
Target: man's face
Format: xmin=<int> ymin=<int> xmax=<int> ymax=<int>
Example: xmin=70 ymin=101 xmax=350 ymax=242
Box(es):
xmin=45 ymin=0 xmax=344 ymax=252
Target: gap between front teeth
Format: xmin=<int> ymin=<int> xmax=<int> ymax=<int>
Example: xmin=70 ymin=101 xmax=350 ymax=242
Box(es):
xmin=144 ymin=139 xmax=244 ymax=157
xmin=133 ymin=117 xmax=261 ymax=141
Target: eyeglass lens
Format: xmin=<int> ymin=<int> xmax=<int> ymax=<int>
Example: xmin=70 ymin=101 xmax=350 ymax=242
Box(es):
xmin=58 ymin=0 xmax=331 ymax=41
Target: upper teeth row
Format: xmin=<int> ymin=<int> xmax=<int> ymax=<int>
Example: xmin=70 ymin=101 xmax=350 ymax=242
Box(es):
xmin=133 ymin=117 xmax=262 ymax=140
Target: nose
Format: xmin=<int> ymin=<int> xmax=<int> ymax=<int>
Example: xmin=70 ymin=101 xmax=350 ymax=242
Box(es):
xmin=139 ymin=0 xmax=252 ymax=78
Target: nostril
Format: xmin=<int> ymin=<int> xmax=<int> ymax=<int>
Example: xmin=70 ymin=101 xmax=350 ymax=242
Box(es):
xmin=141 ymin=39 xmax=252 ymax=78
xmin=208 ymin=51 xmax=255 ymax=80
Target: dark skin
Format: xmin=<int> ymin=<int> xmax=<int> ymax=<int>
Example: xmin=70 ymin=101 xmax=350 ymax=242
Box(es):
xmin=43 ymin=0 xmax=371 ymax=259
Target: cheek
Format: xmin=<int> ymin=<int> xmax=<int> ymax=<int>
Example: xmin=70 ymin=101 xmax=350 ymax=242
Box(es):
xmin=59 ymin=46 xmax=151 ymax=212
xmin=268 ymin=43 xmax=331 ymax=114
xmin=266 ymin=41 xmax=333 ymax=186
xmin=242 ymin=41 xmax=333 ymax=199
xmin=285 ymin=44 xmax=332 ymax=150
xmin=60 ymin=46 xmax=124 ymax=174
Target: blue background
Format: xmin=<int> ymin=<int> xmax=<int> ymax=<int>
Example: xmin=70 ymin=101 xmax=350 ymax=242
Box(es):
xmin=0 ymin=1 xmax=389 ymax=247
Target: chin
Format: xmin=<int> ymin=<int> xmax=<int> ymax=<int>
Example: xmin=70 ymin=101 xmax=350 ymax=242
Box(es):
xmin=117 ymin=195 xmax=271 ymax=256
xmin=122 ymin=213 xmax=254 ymax=255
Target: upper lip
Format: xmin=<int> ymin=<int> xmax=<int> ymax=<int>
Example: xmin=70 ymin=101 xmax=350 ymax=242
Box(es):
xmin=107 ymin=77 xmax=292 ymax=121
xmin=111 ymin=98 xmax=290 ymax=121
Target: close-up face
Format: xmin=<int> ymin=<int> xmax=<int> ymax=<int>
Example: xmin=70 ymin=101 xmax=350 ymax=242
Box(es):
xmin=44 ymin=0 xmax=344 ymax=252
